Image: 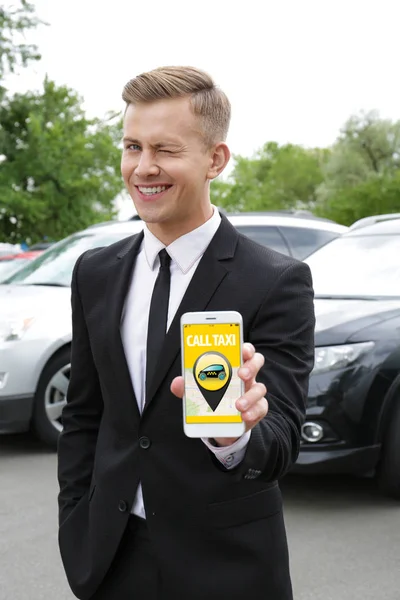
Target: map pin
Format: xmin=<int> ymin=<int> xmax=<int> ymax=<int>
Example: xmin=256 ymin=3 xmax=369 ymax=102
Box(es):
xmin=193 ymin=351 xmax=232 ymax=411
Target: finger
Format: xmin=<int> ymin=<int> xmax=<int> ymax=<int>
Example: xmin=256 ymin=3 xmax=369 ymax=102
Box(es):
xmin=239 ymin=352 xmax=265 ymax=389
xmin=242 ymin=342 xmax=255 ymax=363
xmin=170 ymin=376 xmax=184 ymax=398
xmin=241 ymin=397 xmax=269 ymax=427
xmin=236 ymin=382 xmax=267 ymax=413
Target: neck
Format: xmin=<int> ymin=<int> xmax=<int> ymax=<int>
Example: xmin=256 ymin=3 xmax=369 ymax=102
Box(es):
xmin=147 ymin=204 xmax=214 ymax=246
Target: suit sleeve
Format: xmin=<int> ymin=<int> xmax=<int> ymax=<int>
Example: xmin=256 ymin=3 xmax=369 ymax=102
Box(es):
xmin=57 ymin=252 xmax=103 ymax=525
xmin=236 ymin=260 xmax=315 ymax=482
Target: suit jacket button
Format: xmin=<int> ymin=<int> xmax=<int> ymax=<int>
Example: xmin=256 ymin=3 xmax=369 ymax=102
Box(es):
xmin=139 ymin=436 xmax=151 ymax=449
xmin=118 ymin=500 xmax=128 ymax=512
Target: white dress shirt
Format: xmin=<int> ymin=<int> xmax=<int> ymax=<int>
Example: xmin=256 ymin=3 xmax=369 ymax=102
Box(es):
xmin=120 ymin=207 xmax=250 ymax=518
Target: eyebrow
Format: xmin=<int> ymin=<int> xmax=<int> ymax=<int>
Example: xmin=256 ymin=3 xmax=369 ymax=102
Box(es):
xmin=122 ymin=137 xmax=182 ymax=148
xmin=122 ymin=137 xmax=140 ymax=144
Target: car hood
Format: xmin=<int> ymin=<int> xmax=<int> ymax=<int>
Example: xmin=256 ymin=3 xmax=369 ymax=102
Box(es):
xmin=0 ymin=284 xmax=71 ymax=320
xmin=314 ymin=297 xmax=400 ymax=345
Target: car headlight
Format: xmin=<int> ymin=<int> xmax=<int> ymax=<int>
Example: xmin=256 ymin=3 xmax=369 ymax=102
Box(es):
xmin=312 ymin=342 xmax=375 ymax=375
xmin=0 ymin=317 xmax=36 ymax=341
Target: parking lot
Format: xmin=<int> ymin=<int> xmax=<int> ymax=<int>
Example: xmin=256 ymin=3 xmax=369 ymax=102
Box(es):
xmin=0 ymin=432 xmax=399 ymax=600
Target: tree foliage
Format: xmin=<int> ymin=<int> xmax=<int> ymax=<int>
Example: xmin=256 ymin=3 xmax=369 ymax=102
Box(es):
xmin=211 ymin=142 xmax=328 ymax=213
xmin=0 ymin=1 xmax=42 ymax=85
xmin=314 ymin=111 xmax=400 ymax=224
xmin=211 ymin=113 xmax=400 ymax=226
xmin=0 ymin=78 xmax=124 ymax=243
xmin=314 ymin=172 xmax=400 ymax=225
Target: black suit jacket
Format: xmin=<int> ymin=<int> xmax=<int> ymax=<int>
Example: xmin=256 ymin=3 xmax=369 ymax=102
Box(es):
xmin=57 ymin=214 xmax=315 ymax=600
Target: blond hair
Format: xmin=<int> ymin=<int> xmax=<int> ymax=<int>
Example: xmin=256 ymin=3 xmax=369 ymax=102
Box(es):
xmin=122 ymin=66 xmax=231 ymax=147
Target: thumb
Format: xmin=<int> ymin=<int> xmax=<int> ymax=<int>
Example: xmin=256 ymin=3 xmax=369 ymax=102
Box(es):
xmin=170 ymin=375 xmax=185 ymax=398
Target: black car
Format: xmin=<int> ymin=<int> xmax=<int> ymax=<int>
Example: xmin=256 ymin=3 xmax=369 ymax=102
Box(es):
xmin=292 ymin=218 xmax=400 ymax=499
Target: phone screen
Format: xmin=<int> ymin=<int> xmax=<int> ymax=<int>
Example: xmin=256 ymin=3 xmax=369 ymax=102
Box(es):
xmin=182 ymin=322 xmax=243 ymax=424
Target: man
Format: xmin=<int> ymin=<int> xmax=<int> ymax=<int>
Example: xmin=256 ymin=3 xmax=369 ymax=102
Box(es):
xmin=57 ymin=66 xmax=315 ymax=600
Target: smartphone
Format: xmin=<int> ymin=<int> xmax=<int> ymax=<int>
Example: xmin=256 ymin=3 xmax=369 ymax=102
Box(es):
xmin=180 ymin=310 xmax=246 ymax=438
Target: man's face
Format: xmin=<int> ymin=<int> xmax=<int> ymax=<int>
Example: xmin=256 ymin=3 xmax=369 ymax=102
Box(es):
xmin=121 ymin=97 xmax=217 ymax=239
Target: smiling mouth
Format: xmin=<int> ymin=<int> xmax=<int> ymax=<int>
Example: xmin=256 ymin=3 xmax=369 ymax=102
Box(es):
xmin=136 ymin=185 xmax=172 ymax=196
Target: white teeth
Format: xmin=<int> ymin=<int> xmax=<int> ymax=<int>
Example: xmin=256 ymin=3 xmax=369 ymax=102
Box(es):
xmin=138 ymin=186 xmax=168 ymax=195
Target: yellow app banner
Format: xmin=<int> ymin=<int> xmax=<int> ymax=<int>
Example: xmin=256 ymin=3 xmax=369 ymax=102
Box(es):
xmin=183 ymin=323 xmax=241 ymax=369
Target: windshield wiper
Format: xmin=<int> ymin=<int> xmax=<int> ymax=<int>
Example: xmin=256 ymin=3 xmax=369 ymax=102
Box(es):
xmin=23 ymin=282 xmax=68 ymax=288
xmin=315 ymin=294 xmax=392 ymax=301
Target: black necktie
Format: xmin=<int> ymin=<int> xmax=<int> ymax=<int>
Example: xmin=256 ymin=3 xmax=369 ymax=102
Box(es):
xmin=146 ymin=249 xmax=171 ymax=402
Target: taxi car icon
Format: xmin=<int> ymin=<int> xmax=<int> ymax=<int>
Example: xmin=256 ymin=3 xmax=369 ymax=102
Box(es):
xmin=198 ymin=364 xmax=226 ymax=381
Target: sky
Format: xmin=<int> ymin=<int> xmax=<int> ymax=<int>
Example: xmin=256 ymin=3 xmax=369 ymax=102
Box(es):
xmin=6 ymin=0 xmax=400 ymax=218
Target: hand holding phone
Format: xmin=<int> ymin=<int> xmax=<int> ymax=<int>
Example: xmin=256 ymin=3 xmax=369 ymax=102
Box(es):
xmin=180 ymin=311 xmax=246 ymax=439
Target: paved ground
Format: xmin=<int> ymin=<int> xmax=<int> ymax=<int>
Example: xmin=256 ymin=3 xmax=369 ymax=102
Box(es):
xmin=1 ymin=432 xmax=399 ymax=600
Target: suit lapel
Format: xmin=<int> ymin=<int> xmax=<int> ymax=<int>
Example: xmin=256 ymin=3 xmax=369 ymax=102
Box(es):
xmin=106 ymin=231 xmax=144 ymax=420
xmin=143 ymin=215 xmax=239 ymax=412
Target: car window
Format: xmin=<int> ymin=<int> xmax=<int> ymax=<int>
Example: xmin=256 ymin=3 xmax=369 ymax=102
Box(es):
xmin=234 ymin=226 xmax=291 ymax=255
xmin=280 ymin=227 xmax=338 ymax=260
xmin=4 ymin=231 xmax=136 ymax=287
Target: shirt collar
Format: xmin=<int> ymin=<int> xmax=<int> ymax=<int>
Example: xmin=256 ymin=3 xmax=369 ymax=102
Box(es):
xmin=143 ymin=206 xmax=222 ymax=274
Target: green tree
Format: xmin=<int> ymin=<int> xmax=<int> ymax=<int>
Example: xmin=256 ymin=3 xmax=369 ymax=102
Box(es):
xmin=211 ymin=142 xmax=327 ymax=212
xmin=0 ymin=78 xmax=124 ymax=243
xmin=315 ymin=172 xmax=400 ymax=226
xmin=316 ymin=111 xmax=400 ymax=221
xmin=0 ymin=1 xmax=42 ymax=84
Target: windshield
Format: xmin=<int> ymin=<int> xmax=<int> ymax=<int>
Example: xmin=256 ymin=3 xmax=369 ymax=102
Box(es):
xmin=305 ymin=234 xmax=400 ymax=298
xmin=3 ymin=230 xmax=136 ymax=287
xmin=0 ymin=259 xmax=31 ymax=282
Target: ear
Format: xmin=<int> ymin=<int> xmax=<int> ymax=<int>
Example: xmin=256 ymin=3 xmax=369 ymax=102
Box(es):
xmin=206 ymin=143 xmax=231 ymax=180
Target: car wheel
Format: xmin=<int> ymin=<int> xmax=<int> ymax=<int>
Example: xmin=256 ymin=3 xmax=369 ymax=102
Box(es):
xmin=32 ymin=348 xmax=70 ymax=449
xmin=377 ymin=398 xmax=400 ymax=499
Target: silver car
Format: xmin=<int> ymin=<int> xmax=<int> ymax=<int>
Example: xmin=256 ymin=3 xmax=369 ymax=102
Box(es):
xmin=0 ymin=213 xmax=347 ymax=447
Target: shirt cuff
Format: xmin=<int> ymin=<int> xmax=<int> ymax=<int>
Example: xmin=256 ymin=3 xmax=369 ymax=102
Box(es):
xmin=201 ymin=431 xmax=251 ymax=469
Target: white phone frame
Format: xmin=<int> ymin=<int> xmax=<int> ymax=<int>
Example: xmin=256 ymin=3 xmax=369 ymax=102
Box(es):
xmin=180 ymin=310 xmax=245 ymax=439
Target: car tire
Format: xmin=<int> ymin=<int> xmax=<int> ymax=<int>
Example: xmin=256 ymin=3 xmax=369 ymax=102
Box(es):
xmin=32 ymin=348 xmax=70 ymax=449
xmin=377 ymin=398 xmax=400 ymax=499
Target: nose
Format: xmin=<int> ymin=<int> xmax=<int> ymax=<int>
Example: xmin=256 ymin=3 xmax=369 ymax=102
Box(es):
xmin=135 ymin=150 xmax=160 ymax=178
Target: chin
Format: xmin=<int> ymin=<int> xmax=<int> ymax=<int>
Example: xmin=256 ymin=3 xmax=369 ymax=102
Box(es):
xmin=134 ymin=205 xmax=168 ymax=225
